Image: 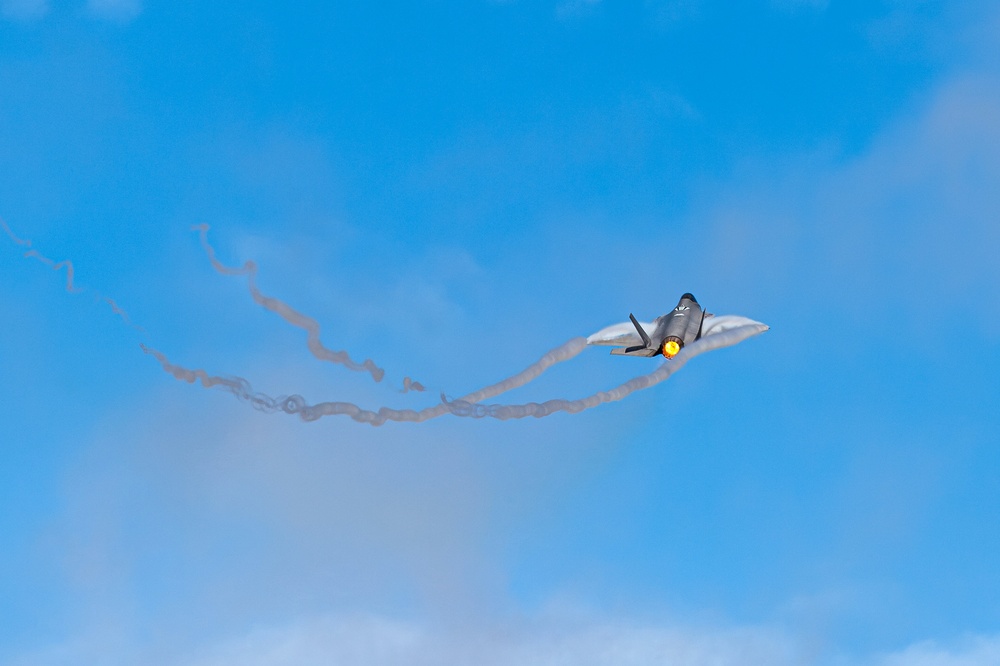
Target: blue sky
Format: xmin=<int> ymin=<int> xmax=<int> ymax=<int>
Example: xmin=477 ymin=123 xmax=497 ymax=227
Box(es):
xmin=2 ymin=0 xmax=999 ymax=663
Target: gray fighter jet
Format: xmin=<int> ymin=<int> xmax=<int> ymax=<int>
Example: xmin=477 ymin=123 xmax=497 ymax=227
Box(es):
xmin=587 ymin=293 xmax=762 ymax=359
xmin=588 ymin=293 xmax=705 ymax=358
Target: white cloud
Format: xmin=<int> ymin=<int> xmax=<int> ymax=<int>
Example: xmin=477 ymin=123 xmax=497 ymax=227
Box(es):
xmin=879 ymin=636 xmax=1000 ymax=666
xmin=173 ymin=616 xmax=1000 ymax=666
xmin=180 ymin=612 xmax=799 ymax=666
xmin=0 ymin=0 xmax=48 ymax=21
xmin=16 ymin=608 xmax=1000 ymax=666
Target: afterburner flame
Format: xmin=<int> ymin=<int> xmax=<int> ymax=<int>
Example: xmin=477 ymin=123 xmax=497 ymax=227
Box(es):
xmin=662 ymin=340 xmax=681 ymax=358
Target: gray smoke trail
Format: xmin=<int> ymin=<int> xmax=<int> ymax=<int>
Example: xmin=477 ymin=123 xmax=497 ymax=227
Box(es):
xmin=103 ymin=297 xmax=143 ymax=331
xmin=142 ymin=336 xmax=590 ymax=426
xmin=7 ymin=214 xmax=767 ymax=426
xmin=141 ymin=328 xmax=766 ymax=425
xmin=402 ymin=377 xmax=426 ymax=393
xmin=192 ymin=223 xmax=386 ymax=383
xmin=2 ymin=216 xmax=140 ymax=327
xmin=453 ymin=337 xmax=588 ymax=404
xmin=442 ymin=324 xmax=769 ymax=420
xmin=1 ymin=217 xmax=31 ymax=247
xmin=3 ymin=217 xmax=80 ymax=292
xmin=23 ymin=249 xmax=82 ymax=293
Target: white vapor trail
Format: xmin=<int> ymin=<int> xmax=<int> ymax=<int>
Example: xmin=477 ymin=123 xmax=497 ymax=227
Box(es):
xmin=443 ymin=323 xmax=768 ymax=420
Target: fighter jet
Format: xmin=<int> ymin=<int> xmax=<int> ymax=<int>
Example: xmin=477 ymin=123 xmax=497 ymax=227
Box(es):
xmin=587 ymin=293 xmax=760 ymax=359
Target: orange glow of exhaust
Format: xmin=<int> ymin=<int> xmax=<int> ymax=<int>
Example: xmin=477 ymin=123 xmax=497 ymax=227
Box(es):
xmin=662 ymin=340 xmax=681 ymax=358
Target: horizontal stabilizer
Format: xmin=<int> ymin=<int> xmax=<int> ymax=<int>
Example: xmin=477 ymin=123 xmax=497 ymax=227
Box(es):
xmin=611 ymin=347 xmax=659 ymax=357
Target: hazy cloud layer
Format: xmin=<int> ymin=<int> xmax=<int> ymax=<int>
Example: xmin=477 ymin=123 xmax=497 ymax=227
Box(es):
xmin=180 ymin=613 xmax=799 ymax=666
xmin=18 ymin=612 xmax=1000 ymax=666
xmin=181 ymin=621 xmax=1000 ymax=666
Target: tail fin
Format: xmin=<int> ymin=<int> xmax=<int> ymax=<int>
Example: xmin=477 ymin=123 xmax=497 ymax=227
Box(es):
xmin=629 ymin=313 xmax=651 ymax=348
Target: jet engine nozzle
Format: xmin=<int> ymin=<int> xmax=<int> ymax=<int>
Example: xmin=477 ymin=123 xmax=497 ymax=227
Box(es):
xmin=662 ymin=337 xmax=683 ymax=358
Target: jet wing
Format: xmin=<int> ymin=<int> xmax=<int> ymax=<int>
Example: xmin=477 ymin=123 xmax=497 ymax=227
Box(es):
xmin=585 ymin=320 xmax=656 ymax=347
xmin=587 ymin=313 xmax=768 ymax=356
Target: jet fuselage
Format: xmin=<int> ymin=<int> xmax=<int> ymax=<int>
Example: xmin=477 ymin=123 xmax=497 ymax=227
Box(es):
xmin=646 ymin=293 xmax=704 ymax=357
